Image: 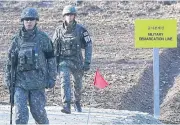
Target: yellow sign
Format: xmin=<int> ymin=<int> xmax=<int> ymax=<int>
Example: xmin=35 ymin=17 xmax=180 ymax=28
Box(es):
xmin=135 ymin=19 xmax=177 ymax=48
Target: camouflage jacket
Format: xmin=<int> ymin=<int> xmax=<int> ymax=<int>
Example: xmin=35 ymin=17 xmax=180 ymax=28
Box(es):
xmin=5 ymin=26 xmax=56 ymax=90
xmin=52 ymin=21 xmax=92 ymax=69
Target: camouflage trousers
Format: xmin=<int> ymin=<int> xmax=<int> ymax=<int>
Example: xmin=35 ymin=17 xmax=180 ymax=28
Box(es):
xmin=58 ymin=65 xmax=84 ymax=104
xmin=14 ymin=87 xmax=49 ymax=124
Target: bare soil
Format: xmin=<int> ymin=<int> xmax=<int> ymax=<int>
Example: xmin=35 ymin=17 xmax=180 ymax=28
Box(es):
xmin=0 ymin=1 xmax=180 ymax=124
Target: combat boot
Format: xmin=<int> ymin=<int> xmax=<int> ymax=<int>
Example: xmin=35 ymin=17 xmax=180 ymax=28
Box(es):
xmin=61 ymin=103 xmax=71 ymax=114
xmin=74 ymin=101 xmax=82 ymax=112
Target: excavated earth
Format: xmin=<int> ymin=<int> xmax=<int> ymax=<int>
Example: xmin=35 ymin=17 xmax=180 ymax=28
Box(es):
xmin=0 ymin=1 xmax=180 ymax=124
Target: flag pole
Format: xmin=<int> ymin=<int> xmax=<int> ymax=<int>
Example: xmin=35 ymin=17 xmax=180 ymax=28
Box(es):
xmin=86 ymin=69 xmax=108 ymax=124
xmin=86 ymin=86 xmax=95 ymax=125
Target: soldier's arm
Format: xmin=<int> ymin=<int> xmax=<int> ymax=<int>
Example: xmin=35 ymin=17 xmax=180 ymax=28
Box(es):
xmin=81 ymin=28 xmax=92 ymax=64
xmin=43 ymin=36 xmax=57 ymax=87
xmin=4 ymin=37 xmax=17 ymax=88
xmin=52 ymin=28 xmax=59 ymax=52
xmin=52 ymin=28 xmax=60 ymax=64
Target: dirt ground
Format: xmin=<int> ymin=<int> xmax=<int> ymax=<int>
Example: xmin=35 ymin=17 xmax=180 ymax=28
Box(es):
xmin=0 ymin=1 xmax=180 ymax=124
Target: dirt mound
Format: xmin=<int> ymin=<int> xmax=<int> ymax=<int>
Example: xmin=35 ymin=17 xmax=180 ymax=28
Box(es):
xmin=0 ymin=1 xmax=180 ymax=124
xmin=160 ymin=76 xmax=180 ymax=124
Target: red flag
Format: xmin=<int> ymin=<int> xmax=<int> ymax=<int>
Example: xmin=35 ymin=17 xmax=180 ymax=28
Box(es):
xmin=93 ymin=69 xmax=108 ymax=89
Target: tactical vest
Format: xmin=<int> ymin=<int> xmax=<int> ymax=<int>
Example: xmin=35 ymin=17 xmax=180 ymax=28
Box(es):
xmin=17 ymin=33 xmax=41 ymax=72
xmin=59 ymin=25 xmax=81 ymax=58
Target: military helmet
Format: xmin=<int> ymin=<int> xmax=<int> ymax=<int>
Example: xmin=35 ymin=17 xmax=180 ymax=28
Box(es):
xmin=21 ymin=7 xmax=39 ymax=21
xmin=62 ymin=5 xmax=76 ymax=16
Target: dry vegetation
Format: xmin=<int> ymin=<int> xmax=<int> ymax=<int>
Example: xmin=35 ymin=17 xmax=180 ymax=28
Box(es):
xmin=0 ymin=1 xmax=180 ymax=123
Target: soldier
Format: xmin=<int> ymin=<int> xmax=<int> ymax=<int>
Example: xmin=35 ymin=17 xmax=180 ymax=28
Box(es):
xmin=52 ymin=5 xmax=92 ymax=114
xmin=4 ymin=7 xmax=56 ymax=124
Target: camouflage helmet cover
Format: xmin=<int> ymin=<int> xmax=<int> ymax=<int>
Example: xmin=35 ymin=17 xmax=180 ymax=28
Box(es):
xmin=62 ymin=5 xmax=77 ymax=16
xmin=21 ymin=7 xmax=39 ymax=21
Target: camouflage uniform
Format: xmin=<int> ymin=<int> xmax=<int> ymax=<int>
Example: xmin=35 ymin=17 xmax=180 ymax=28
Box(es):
xmin=5 ymin=8 xmax=56 ymax=124
xmin=53 ymin=5 xmax=92 ymax=113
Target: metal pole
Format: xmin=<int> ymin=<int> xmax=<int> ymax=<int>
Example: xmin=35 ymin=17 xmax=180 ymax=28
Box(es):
xmin=153 ymin=48 xmax=160 ymax=119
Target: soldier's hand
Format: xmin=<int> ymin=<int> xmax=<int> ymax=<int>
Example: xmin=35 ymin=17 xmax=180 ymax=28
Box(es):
xmin=83 ymin=62 xmax=90 ymax=71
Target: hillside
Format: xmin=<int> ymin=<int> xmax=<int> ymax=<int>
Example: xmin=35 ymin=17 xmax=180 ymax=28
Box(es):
xmin=0 ymin=1 xmax=180 ymax=123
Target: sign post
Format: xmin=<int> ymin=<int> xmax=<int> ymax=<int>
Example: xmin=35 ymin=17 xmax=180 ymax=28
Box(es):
xmin=153 ymin=48 xmax=160 ymax=118
xmin=135 ymin=19 xmax=177 ymax=119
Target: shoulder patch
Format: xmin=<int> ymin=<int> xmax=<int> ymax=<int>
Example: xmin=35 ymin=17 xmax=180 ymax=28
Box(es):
xmin=83 ymin=31 xmax=89 ymax=36
xmin=84 ymin=35 xmax=91 ymax=43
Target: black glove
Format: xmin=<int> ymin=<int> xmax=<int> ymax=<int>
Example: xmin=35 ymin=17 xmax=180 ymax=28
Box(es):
xmin=46 ymin=79 xmax=55 ymax=89
xmin=83 ymin=62 xmax=90 ymax=71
